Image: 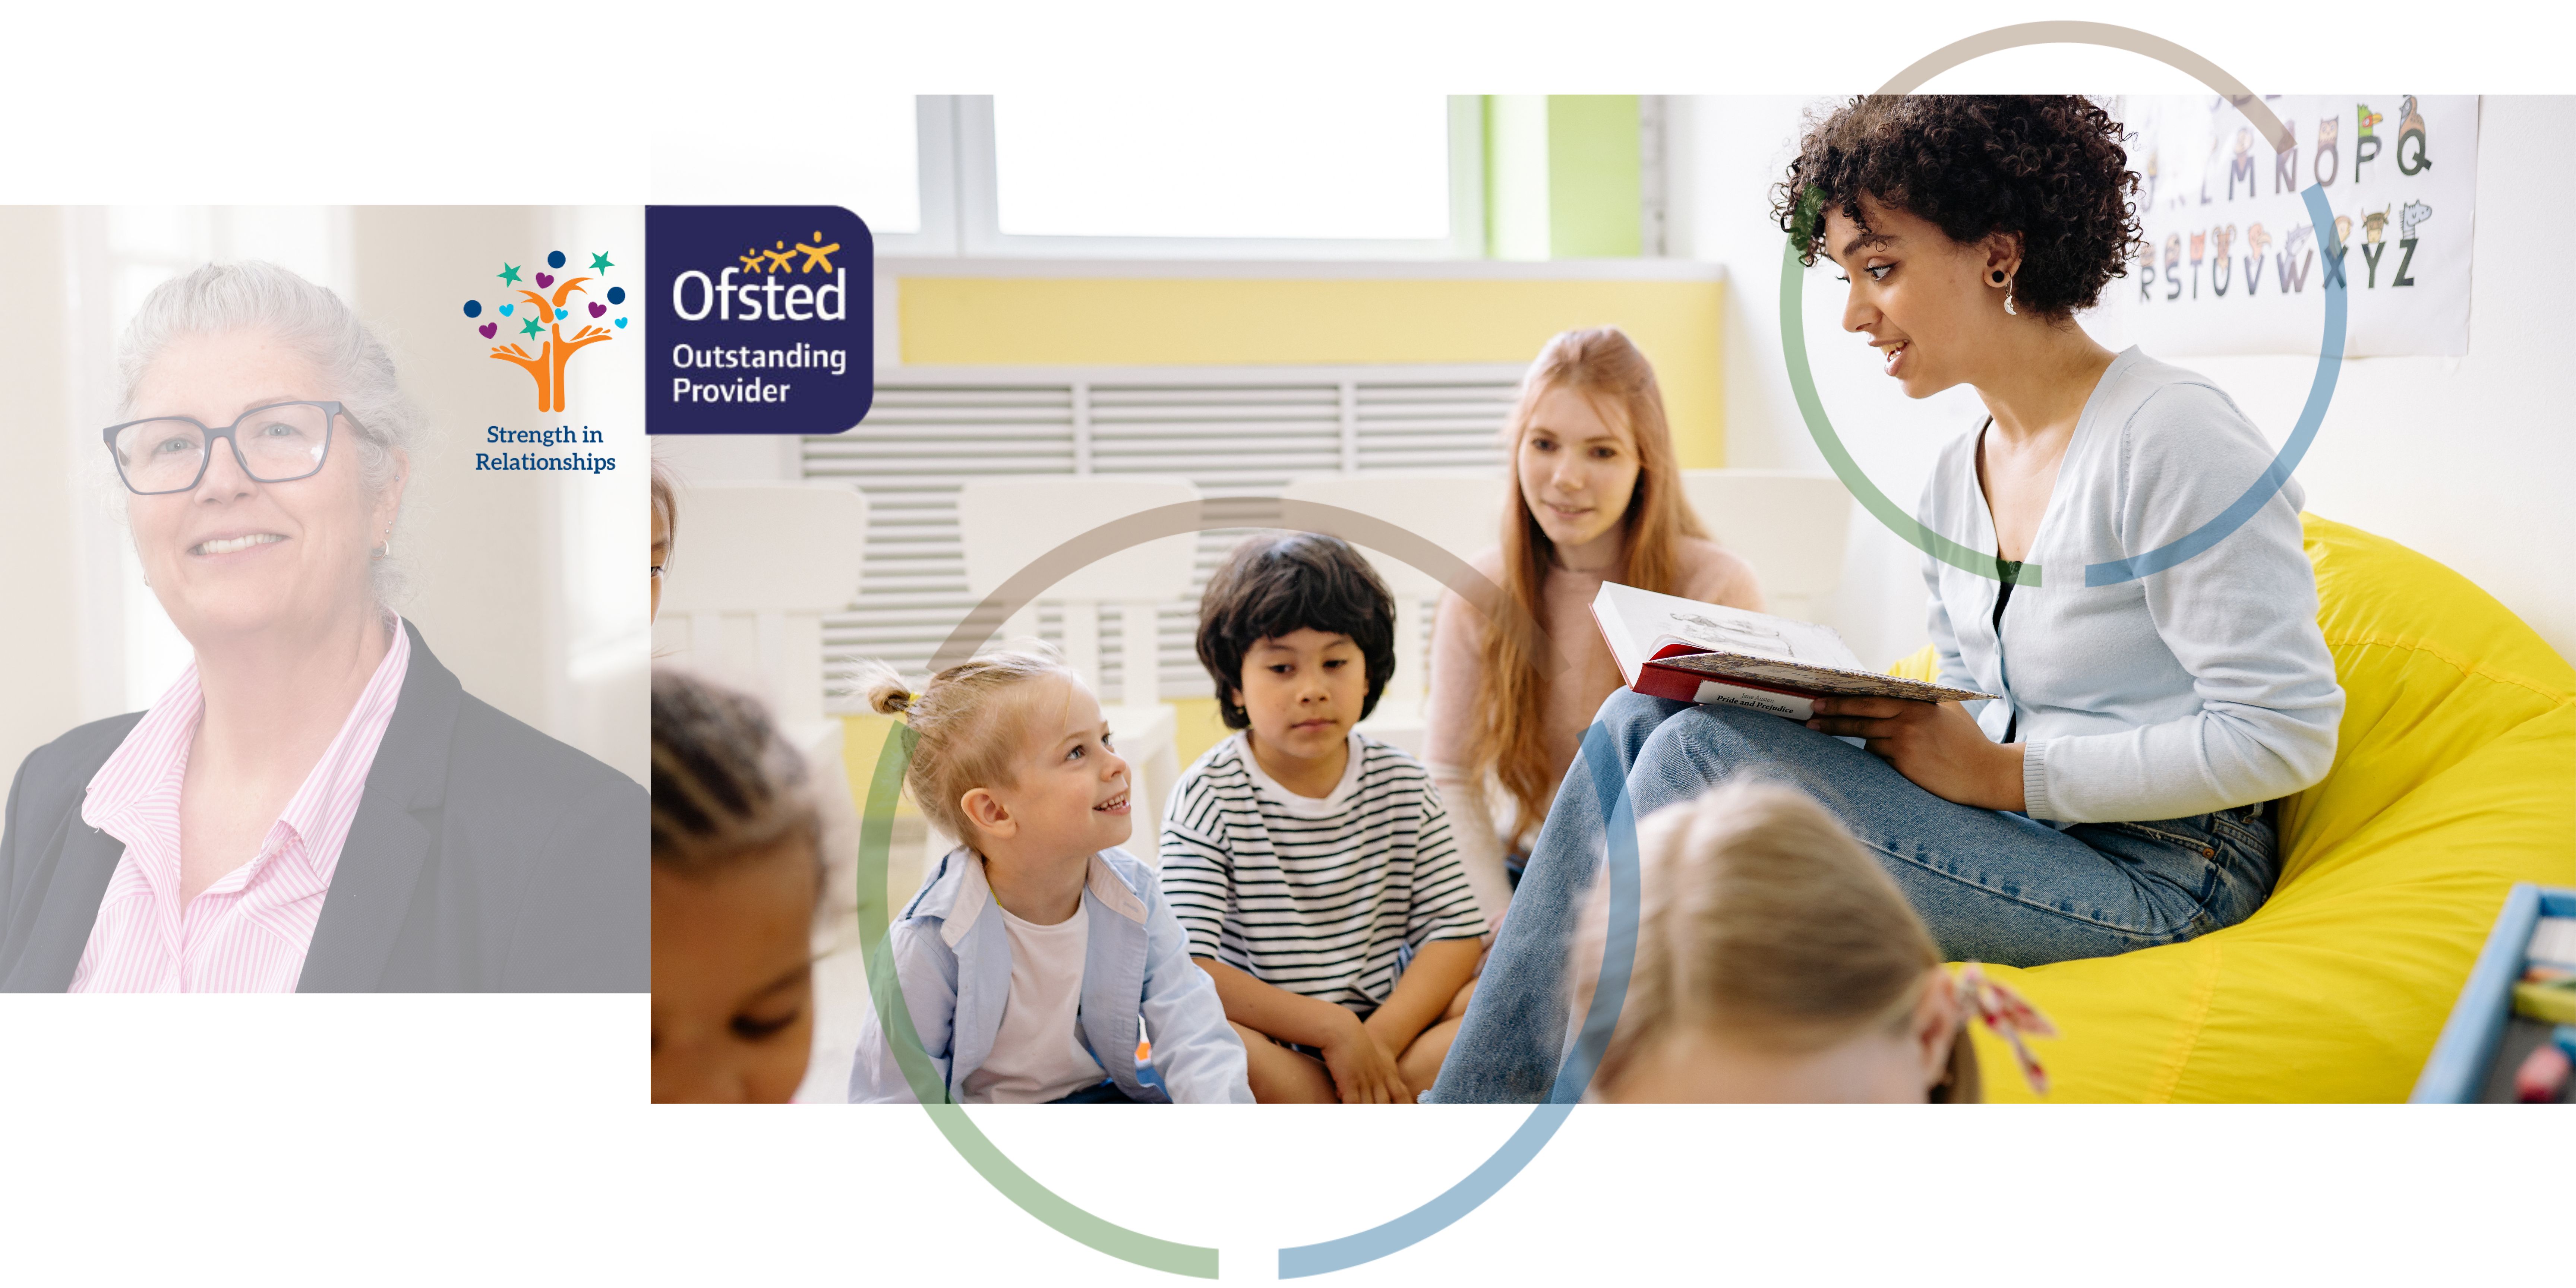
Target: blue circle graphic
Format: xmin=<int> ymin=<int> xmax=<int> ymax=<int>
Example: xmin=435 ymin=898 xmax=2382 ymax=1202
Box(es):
xmin=852 ymin=496 xmax=1632 ymax=1280
xmin=1275 ymin=717 xmax=1644 ymax=1278
xmin=462 ymin=300 xmax=481 ymax=318
xmin=2080 ymin=184 xmax=2346 ymax=585
xmin=546 ymin=249 xmax=566 ymax=269
xmin=606 ymin=285 xmax=626 ymax=305
xmin=1788 ymin=187 xmax=2348 ymax=589
xmin=851 ymin=62 xmax=2335 ymax=1271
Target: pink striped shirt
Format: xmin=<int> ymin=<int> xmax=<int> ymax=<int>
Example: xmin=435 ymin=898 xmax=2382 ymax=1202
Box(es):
xmin=69 ymin=620 xmax=412 ymax=993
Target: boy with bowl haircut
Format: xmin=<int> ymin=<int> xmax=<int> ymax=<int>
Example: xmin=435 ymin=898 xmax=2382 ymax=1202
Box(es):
xmin=1158 ymin=532 xmax=1489 ymax=1103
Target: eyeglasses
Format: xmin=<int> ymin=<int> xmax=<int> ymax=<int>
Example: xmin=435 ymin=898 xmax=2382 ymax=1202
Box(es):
xmin=102 ymin=400 xmax=351 ymax=496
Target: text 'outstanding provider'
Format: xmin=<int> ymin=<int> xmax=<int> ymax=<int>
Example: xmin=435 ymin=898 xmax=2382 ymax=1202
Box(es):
xmin=666 ymin=269 xmax=850 ymax=405
xmin=646 ymin=205 xmax=871 ymax=435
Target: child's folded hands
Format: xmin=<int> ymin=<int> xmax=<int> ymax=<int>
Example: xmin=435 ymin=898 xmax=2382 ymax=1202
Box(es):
xmin=1319 ymin=1014 xmax=1410 ymax=1104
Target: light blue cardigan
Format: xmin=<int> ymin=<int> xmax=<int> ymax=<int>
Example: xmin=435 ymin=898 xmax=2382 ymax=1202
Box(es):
xmin=848 ymin=845 xmax=1252 ymax=1104
xmin=1920 ymin=346 xmax=2346 ymax=824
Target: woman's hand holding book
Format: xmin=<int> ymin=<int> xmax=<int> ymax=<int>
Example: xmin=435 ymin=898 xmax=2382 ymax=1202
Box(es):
xmin=1806 ymin=697 xmax=2027 ymax=812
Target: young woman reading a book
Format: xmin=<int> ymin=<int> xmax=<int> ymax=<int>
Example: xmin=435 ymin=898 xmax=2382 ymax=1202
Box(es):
xmin=1424 ymin=327 xmax=1765 ymax=928
xmin=1433 ymin=95 xmax=2345 ymax=1102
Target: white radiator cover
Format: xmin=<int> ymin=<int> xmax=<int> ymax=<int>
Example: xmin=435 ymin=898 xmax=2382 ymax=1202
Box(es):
xmin=804 ymin=363 xmax=1521 ymax=708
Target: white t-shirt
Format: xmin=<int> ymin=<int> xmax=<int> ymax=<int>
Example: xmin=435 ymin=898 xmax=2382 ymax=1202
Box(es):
xmin=959 ymin=900 xmax=1105 ymax=1104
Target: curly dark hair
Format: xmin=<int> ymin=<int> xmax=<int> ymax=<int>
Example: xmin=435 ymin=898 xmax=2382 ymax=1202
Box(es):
xmin=1196 ymin=531 xmax=1396 ymax=731
xmin=1770 ymin=95 xmax=2146 ymax=318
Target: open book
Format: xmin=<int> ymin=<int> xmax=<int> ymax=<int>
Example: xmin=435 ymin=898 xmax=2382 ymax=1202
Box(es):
xmin=1590 ymin=581 xmax=1996 ymax=721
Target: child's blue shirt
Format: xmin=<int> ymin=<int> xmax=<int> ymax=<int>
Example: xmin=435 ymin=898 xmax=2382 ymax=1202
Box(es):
xmin=848 ymin=845 xmax=1252 ymax=1104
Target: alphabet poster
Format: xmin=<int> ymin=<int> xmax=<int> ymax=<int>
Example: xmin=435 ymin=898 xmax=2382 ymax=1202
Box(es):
xmin=2119 ymin=95 xmax=2478 ymax=357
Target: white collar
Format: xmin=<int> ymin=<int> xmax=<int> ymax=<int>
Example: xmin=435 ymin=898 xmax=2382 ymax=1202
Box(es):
xmin=1232 ymin=729 xmax=1365 ymax=818
xmin=937 ymin=846 xmax=1147 ymax=948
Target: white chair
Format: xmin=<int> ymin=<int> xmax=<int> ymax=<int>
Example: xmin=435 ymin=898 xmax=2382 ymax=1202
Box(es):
xmin=1679 ymin=469 xmax=1853 ymax=626
xmin=1280 ymin=472 xmax=1508 ymax=757
xmin=947 ymin=475 xmax=1201 ymax=868
xmin=653 ymin=482 xmax=871 ymax=926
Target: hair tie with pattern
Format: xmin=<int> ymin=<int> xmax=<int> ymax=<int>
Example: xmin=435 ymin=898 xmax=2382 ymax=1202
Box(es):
xmin=1955 ymin=962 xmax=2060 ymax=1095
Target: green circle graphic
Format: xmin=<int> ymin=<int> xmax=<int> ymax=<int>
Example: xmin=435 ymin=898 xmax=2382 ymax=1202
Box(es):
xmin=852 ymin=26 xmax=2332 ymax=1276
xmin=1785 ymin=22 xmax=2337 ymax=587
xmin=852 ymin=496 xmax=1573 ymax=1280
xmin=857 ymin=718 xmax=1221 ymax=1278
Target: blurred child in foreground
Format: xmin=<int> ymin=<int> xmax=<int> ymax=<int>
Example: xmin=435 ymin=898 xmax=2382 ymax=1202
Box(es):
xmin=652 ymin=669 xmax=824 ymax=1103
xmin=1572 ymin=781 xmax=2055 ymax=1103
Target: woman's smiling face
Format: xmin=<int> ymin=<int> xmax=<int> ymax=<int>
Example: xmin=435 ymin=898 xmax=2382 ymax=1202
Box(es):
xmin=1515 ymin=382 xmax=1641 ymax=556
xmin=123 ymin=329 xmax=404 ymax=644
xmin=1820 ymin=198 xmax=2011 ymax=399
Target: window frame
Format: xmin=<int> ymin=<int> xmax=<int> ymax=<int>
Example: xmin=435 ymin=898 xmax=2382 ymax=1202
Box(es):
xmin=866 ymin=95 xmax=961 ymax=256
xmin=883 ymin=95 xmax=1485 ymax=261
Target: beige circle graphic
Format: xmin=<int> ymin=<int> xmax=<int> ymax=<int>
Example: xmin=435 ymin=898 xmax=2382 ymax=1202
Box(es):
xmin=1873 ymin=21 xmax=2291 ymax=151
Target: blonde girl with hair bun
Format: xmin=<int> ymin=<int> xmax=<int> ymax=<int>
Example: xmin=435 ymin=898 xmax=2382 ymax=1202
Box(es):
xmin=1426 ymin=326 xmax=1766 ymax=927
xmin=846 ymin=651 xmax=1250 ymax=1104
xmin=1571 ymin=781 xmax=2056 ymax=1103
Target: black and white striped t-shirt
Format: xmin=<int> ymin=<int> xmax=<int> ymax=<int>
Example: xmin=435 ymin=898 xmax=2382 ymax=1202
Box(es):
xmin=1157 ymin=731 xmax=1489 ymax=1016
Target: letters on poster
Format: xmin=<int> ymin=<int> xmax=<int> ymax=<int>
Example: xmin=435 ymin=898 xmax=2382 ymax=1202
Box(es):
xmin=2123 ymin=95 xmax=2478 ymax=357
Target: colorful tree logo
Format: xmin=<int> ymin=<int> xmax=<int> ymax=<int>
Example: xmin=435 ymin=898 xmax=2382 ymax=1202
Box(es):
xmin=462 ymin=249 xmax=628 ymax=411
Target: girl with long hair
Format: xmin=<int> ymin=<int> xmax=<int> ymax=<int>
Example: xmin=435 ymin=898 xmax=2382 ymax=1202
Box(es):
xmin=1424 ymin=326 xmax=1765 ymax=925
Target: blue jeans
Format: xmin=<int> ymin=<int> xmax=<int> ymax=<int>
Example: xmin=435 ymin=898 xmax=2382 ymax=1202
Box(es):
xmin=1429 ymin=691 xmax=2279 ymax=1104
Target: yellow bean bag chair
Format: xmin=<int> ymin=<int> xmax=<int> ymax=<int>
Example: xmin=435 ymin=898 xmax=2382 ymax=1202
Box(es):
xmin=1890 ymin=514 xmax=2575 ymax=1101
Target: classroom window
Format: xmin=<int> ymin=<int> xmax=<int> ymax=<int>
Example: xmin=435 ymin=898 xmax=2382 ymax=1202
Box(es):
xmin=989 ymin=93 xmax=1453 ymax=241
xmin=654 ymin=94 xmax=946 ymax=252
xmin=655 ymin=95 xmax=1478 ymax=259
xmin=892 ymin=95 xmax=1480 ymax=259
xmin=849 ymin=94 xmax=922 ymax=236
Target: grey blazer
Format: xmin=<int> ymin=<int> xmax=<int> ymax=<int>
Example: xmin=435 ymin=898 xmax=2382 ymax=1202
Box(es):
xmin=0 ymin=620 xmax=644 ymax=991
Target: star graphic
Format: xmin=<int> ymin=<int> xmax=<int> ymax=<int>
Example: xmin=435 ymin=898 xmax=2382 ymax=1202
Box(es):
xmin=590 ymin=251 xmax=614 ymax=274
xmin=795 ymin=237 xmax=840 ymax=274
xmin=519 ymin=315 xmax=544 ymax=338
xmin=498 ymin=262 xmax=523 ymax=286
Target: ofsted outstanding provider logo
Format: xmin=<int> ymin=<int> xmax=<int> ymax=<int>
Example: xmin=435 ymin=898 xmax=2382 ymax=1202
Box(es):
xmin=645 ymin=204 xmax=873 ymax=435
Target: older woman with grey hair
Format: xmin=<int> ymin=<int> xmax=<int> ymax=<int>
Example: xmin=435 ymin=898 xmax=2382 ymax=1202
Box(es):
xmin=0 ymin=260 xmax=643 ymax=992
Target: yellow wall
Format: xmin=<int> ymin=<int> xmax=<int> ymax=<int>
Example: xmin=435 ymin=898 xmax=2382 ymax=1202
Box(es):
xmin=894 ymin=274 xmax=1727 ymax=469
xmin=843 ymin=714 xmax=911 ymax=816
